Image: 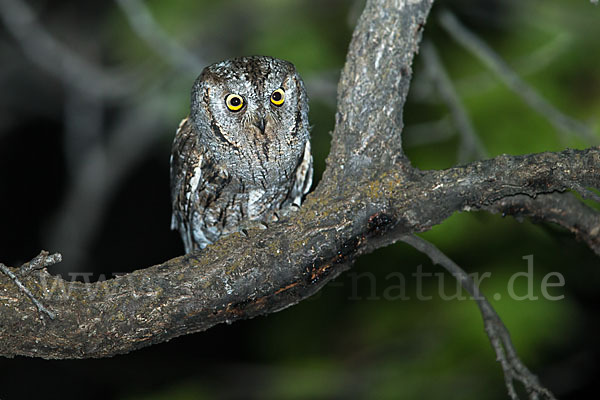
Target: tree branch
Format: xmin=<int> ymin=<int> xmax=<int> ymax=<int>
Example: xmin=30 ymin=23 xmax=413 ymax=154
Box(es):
xmin=115 ymin=0 xmax=203 ymax=72
xmin=400 ymin=234 xmax=557 ymax=400
xmin=421 ymin=40 xmax=488 ymax=162
xmin=484 ymin=192 xmax=600 ymax=256
xmin=0 ymin=0 xmax=136 ymax=99
xmin=44 ymin=88 xmax=170 ymax=272
xmin=438 ymin=9 xmax=598 ymax=145
xmin=1 ymin=144 xmax=598 ymax=359
xmin=0 ymin=251 xmax=62 ymax=320
xmin=325 ymin=0 xmax=434 ymax=182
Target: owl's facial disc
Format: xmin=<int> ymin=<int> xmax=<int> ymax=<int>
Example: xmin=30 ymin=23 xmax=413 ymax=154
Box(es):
xmin=191 ymin=56 xmax=304 ymax=150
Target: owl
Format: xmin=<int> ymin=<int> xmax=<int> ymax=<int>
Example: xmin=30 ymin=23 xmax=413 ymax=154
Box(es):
xmin=170 ymin=56 xmax=313 ymax=253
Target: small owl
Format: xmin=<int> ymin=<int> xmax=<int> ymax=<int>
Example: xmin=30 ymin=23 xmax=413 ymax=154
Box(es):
xmin=170 ymin=56 xmax=313 ymax=253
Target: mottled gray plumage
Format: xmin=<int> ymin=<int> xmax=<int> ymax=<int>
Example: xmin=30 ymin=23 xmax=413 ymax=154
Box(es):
xmin=170 ymin=56 xmax=313 ymax=253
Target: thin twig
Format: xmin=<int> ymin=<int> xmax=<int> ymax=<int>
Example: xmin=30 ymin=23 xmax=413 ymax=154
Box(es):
xmin=0 ymin=0 xmax=135 ymax=99
xmin=439 ymin=10 xmax=598 ymax=145
xmin=486 ymin=192 xmax=600 ymax=256
xmin=20 ymin=250 xmax=62 ymax=276
xmin=304 ymin=70 xmax=339 ymax=107
xmin=421 ymin=41 xmax=488 ymax=162
xmin=456 ymin=33 xmax=571 ymax=96
xmin=403 ymin=116 xmax=455 ymax=147
xmin=44 ymin=88 xmax=168 ymax=271
xmin=569 ymin=183 xmax=600 ymax=204
xmin=0 ymin=250 xmax=62 ymax=320
xmin=63 ymin=87 xmax=105 ymax=175
xmin=400 ymin=234 xmax=558 ymax=400
xmin=115 ymin=0 xmax=203 ymax=73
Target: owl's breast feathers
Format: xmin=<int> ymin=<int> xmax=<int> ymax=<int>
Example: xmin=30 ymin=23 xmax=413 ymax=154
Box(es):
xmin=170 ymin=117 xmax=312 ymax=252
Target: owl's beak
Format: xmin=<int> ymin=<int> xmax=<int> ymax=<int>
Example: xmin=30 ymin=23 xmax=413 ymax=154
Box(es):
xmin=254 ymin=118 xmax=266 ymax=134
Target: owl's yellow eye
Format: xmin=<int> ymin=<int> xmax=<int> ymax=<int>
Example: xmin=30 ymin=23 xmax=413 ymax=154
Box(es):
xmin=225 ymin=94 xmax=244 ymax=112
xmin=270 ymin=88 xmax=285 ymax=106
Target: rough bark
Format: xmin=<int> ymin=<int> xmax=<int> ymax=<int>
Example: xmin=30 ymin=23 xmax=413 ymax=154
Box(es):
xmin=1 ymin=0 xmax=599 ymax=362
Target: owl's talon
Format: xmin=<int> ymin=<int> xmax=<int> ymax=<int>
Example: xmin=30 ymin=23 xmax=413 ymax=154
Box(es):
xmin=240 ymin=229 xmax=249 ymax=237
xmin=259 ymin=222 xmax=269 ymax=230
xmin=272 ymin=212 xmax=280 ymax=222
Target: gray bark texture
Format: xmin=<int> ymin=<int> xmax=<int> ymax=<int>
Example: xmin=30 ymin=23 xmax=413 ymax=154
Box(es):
xmin=1 ymin=0 xmax=599 ymax=360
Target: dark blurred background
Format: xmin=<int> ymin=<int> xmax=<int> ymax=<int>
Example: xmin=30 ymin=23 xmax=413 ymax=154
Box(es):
xmin=0 ymin=0 xmax=599 ymax=399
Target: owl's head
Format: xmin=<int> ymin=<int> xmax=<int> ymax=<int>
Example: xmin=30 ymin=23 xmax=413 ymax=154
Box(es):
xmin=190 ymin=56 xmax=309 ymax=161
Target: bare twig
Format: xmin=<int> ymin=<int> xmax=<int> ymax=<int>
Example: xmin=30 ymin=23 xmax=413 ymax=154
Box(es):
xmin=0 ymin=0 xmax=136 ymax=99
xmin=456 ymin=33 xmax=571 ymax=96
xmin=63 ymin=87 xmax=105 ymax=175
xmin=484 ymin=192 xmax=600 ymax=256
xmin=400 ymin=234 xmax=557 ymax=400
xmin=304 ymin=71 xmax=339 ymax=107
xmin=115 ymin=0 xmax=203 ymax=73
xmin=569 ymin=183 xmax=600 ymax=204
xmin=19 ymin=250 xmax=63 ymax=276
xmin=510 ymin=33 xmax=570 ymax=78
xmin=421 ymin=41 xmax=488 ymax=162
xmin=403 ymin=116 xmax=455 ymax=147
xmin=44 ymin=90 xmax=168 ymax=271
xmin=0 ymin=251 xmax=62 ymax=320
xmin=439 ymin=10 xmax=598 ymax=145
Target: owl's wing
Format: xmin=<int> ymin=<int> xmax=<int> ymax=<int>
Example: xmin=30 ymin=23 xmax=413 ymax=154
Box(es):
xmin=290 ymin=140 xmax=313 ymax=207
xmin=170 ymin=117 xmax=206 ymax=252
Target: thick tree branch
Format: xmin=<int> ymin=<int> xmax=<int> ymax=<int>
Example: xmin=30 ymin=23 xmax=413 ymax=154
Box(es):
xmin=1 ymin=144 xmax=598 ymax=359
xmin=325 ymin=0 xmax=434 ymax=182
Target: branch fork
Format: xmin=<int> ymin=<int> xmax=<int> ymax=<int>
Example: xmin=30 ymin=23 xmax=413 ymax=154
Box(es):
xmin=0 ymin=250 xmax=62 ymax=320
